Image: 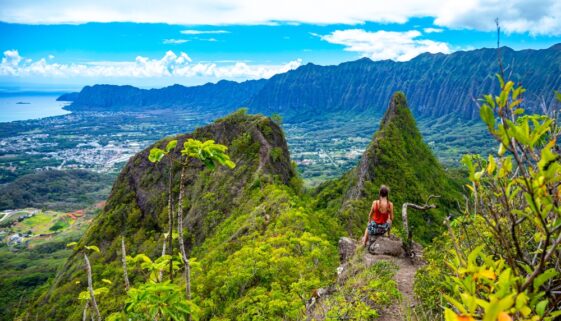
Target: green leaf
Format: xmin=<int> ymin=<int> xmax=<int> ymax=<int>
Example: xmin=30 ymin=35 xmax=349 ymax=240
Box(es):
xmin=487 ymin=155 xmax=496 ymax=175
xmin=149 ymin=148 xmax=166 ymax=163
xmin=78 ymin=291 xmax=91 ymax=301
xmin=66 ymin=242 xmax=78 ymax=248
xmin=224 ymin=160 xmax=236 ymax=169
xmin=536 ymin=299 xmax=548 ymax=317
xmin=533 ymin=268 xmax=558 ymax=290
xmin=480 ymin=104 xmax=495 ymax=129
xmin=165 ymin=140 xmax=178 ymax=153
xmin=85 ymin=245 xmax=100 ymax=253
xmin=496 ymin=74 xmax=505 ymax=89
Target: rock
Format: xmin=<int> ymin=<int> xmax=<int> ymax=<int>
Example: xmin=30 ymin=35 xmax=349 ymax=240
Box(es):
xmin=338 ymin=237 xmax=357 ymax=263
xmin=368 ymin=237 xmax=404 ymax=257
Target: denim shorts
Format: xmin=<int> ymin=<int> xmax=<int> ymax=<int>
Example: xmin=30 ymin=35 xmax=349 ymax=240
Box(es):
xmin=368 ymin=221 xmax=391 ymax=235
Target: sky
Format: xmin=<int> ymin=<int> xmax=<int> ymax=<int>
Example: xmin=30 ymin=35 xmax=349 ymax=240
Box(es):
xmin=1 ymin=0 xmax=560 ymax=92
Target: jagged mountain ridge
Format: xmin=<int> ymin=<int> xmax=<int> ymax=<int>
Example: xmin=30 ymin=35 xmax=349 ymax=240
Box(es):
xmin=249 ymin=45 xmax=561 ymax=120
xmin=62 ymin=45 xmax=561 ymax=120
xmin=27 ymin=111 xmax=298 ymax=320
xmin=313 ymin=92 xmax=460 ymax=241
xmin=28 ymin=93 xmax=461 ymax=320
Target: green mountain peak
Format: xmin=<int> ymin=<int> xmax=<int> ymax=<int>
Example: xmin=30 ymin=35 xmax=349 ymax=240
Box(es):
xmin=315 ymin=92 xmax=460 ymax=241
xmin=26 ymin=99 xmax=460 ymax=320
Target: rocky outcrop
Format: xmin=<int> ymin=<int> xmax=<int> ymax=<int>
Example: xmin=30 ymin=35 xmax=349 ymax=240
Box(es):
xmin=367 ymin=237 xmax=404 ymax=257
xmin=338 ymin=237 xmax=357 ymax=263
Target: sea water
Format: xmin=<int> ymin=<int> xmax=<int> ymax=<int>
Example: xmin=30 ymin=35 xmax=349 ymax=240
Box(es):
xmin=0 ymin=94 xmax=71 ymax=123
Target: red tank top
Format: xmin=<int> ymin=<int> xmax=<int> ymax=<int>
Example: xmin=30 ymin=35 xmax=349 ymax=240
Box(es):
xmin=371 ymin=200 xmax=391 ymax=224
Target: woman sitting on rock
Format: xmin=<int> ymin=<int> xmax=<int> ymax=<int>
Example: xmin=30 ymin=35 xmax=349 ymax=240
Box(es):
xmin=362 ymin=185 xmax=394 ymax=246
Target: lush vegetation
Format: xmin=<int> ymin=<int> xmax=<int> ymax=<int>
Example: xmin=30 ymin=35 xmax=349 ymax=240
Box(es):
xmin=0 ymin=243 xmax=74 ymax=321
xmin=0 ymin=207 xmax=94 ymax=321
xmin=10 ymin=64 xmax=561 ymax=320
xmin=17 ymin=94 xmax=463 ymax=321
xmin=415 ymin=76 xmax=561 ymax=320
xmin=0 ymin=170 xmax=114 ymax=211
xmin=313 ymin=92 xmax=462 ymax=243
xmin=309 ymin=257 xmax=401 ymax=319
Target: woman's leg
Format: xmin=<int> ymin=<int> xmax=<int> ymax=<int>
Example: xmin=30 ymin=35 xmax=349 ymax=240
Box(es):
xmin=363 ymin=227 xmax=369 ymax=246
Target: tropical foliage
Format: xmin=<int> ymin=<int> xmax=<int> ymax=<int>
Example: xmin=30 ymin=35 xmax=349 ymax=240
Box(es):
xmin=417 ymin=76 xmax=561 ymax=321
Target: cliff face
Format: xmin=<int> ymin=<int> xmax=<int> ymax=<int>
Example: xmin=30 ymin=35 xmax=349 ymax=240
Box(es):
xmin=67 ymin=79 xmax=266 ymax=111
xmin=313 ymin=92 xmax=460 ymax=241
xmin=248 ymin=45 xmax=561 ymax=120
xmin=62 ymin=45 xmax=561 ymax=120
xmin=29 ymin=111 xmax=297 ymax=320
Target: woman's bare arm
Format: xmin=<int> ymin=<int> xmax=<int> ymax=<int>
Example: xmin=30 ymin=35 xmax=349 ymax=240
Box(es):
xmin=368 ymin=201 xmax=376 ymax=222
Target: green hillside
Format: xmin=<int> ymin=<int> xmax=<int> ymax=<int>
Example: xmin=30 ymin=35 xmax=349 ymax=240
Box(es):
xmin=313 ymin=92 xmax=461 ymax=242
xmin=24 ymin=96 xmax=461 ymax=320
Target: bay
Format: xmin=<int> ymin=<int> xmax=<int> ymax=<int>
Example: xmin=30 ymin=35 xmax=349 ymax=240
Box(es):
xmin=0 ymin=94 xmax=71 ymax=123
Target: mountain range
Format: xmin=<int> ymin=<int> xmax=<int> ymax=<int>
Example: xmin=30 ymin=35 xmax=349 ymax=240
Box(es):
xmin=61 ymin=44 xmax=561 ymax=121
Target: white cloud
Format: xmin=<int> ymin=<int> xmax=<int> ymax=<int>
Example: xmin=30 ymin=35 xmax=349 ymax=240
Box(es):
xmin=320 ymin=29 xmax=451 ymax=61
xmin=434 ymin=0 xmax=561 ymax=35
xmin=180 ymin=30 xmax=230 ymax=35
xmin=0 ymin=50 xmax=302 ymax=80
xmin=163 ymin=39 xmax=189 ymax=44
xmin=423 ymin=27 xmax=444 ymax=33
xmin=0 ymin=0 xmax=560 ymax=35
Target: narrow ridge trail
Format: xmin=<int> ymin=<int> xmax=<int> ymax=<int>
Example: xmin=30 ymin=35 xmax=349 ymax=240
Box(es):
xmin=359 ymin=236 xmax=425 ymax=321
xmin=307 ymin=237 xmax=424 ymax=321
xmin=365 ymin=254 xmax=420 ymax=321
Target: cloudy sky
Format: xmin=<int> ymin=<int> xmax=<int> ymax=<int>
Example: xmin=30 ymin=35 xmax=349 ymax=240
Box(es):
xmin=1 ymin=0 xmax=560 ymax=91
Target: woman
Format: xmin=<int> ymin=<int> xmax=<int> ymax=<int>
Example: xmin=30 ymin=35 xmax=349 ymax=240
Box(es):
xmin=362 ymin=185 xmax=394 ymax=246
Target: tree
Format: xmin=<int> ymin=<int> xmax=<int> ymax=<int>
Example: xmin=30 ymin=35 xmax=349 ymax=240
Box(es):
xmin=149 ymin=139 xmax=178 ymax=280
xmin=67 ymin=242 xmax=104 ymax=321
xmin=177 ymin=139 xmax=235 ymax=300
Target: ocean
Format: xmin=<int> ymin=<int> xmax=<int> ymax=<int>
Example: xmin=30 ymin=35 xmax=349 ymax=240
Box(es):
xmin=0 ymin=94 xmax=71 ymax=123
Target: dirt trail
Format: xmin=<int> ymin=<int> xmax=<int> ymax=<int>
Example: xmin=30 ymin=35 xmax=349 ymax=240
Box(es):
xmin=364 ymin=253 xmax=422 ymax=321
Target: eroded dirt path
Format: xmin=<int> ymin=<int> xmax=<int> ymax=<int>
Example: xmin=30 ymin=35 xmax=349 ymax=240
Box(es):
xmin=365 ymin=253 xmax=422 ymax=321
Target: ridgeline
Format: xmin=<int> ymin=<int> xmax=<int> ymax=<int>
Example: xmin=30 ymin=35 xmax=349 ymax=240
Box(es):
xmin=26 ymin=93 xmax=460 ymax=320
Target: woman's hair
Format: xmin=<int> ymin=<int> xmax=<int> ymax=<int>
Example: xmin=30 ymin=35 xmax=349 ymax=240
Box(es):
xmin=379 ymin=185 xmax=390 ymax=199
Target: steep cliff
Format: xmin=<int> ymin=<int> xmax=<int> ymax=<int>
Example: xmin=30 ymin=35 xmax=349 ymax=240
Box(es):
xmin=249 ymin=45 xmax=561 ymax=120
xmin=66 ymin=79 xmax=266 ymax=112
xmin=313 ymin=92 xmax=460 ymax=241
xmin=61 ymin=45 xmax=561 ymax=120
xmin=27 ymin=110 xmax=304 ymax=320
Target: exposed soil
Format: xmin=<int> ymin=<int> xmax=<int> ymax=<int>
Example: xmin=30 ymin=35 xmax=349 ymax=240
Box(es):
xmin=365 ymin=248 xmax=423 ymax=321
